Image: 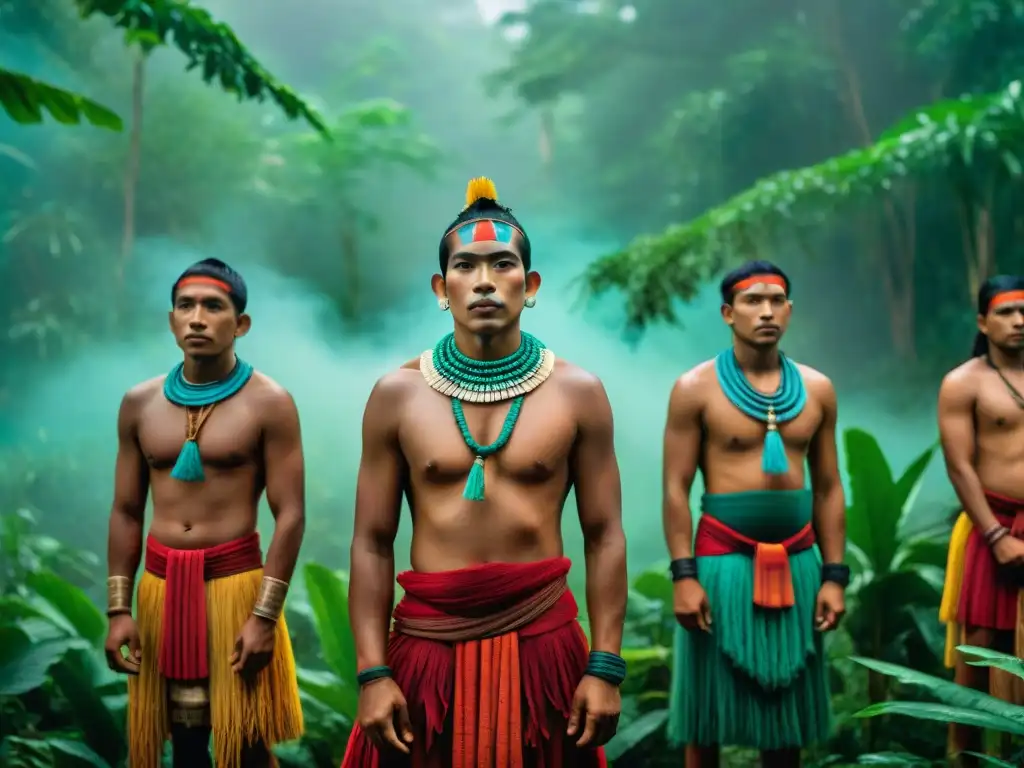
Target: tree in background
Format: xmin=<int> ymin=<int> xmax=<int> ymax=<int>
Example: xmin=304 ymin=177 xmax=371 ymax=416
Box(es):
xmin=494 ymin=0 xmax=1024 ymax=368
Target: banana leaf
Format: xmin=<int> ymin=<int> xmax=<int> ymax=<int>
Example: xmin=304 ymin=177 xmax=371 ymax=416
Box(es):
xmin=854 ymin=700 xmax=1024 ymax=735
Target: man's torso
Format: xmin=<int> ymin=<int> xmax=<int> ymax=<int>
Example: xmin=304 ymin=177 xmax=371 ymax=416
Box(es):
xmin=965 ymin=358 xmax=1024 ymax=500
xmin=131 ymin=372 xmax=276 ymax=549
xmin=691 ymin=358 xmax=827 ymax=494
xmin=393 ymin=356 xmax=585 ymax=571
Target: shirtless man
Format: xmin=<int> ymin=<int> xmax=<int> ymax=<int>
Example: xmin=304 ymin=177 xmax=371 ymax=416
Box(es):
xmin=340 ymin=178 xmax=628 ymax=767
xmin=937 ymin=274 xmax=1024 ymax=766
xmin=103 ymin=258 xmax=304 ymax=768
xmin=662 ymin=261 xmax=847 ymax=768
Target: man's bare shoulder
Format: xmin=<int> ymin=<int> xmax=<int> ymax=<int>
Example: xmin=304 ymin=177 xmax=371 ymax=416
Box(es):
xmin=368 ymin=365 xmax=423 ymax=406
xmin=672 ymin=359 xmax=716 ymax=395
xmin=552 ymin=357 xmax=603 ymax=391
xmin=247 ymin=371 xmax=298 ymax=417
xmin=795 ymin=362 xmax=836 ymax=402
xmin=123 ymin=375 xmax=164 ymax=407
xmin=941 ymin=357 xmax=985 ymax=394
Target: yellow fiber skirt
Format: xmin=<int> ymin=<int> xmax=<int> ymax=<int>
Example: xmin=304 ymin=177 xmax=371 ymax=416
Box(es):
xmin=127 ymin=568 xmax=303 ymax=768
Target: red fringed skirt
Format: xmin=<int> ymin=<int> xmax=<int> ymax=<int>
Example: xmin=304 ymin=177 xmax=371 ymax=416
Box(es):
xmin=957 ymin=490 xmax=1024 ymax=631
xmin=340 ymin=557 xmax=607 ymax=768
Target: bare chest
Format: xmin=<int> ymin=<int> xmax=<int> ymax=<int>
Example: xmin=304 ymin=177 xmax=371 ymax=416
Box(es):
xmin=976 ymin=383 xmax=1024 ymax=439
xmin=704 ymin=389 xmax=822 ymax=452
xmin=138 ymin=396 xmax=261 ymax=470
xmin=400 ymin=385 xmax=576 ymax=485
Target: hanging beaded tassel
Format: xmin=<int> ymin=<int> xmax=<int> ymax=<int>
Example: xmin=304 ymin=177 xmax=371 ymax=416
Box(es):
xmin=451 ymin=397 xmax=524 ymax=501
xmin=170 ymin=404 xmax=215 ymax=482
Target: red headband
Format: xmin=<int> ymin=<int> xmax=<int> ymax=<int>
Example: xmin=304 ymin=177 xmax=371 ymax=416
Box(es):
xmin=989 ymin=290 xmax=1024 ymax=310
xmin=176 ymin=276 xmax=231 ymax=294
xmin=732 ymin=274 xmax=787 ymax=293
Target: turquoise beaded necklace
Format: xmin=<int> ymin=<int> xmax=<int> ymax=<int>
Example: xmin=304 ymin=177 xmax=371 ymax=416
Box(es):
xmin=715 ymin=349 xmax=806 ymax=474
xmin=420 ymin=332 xmax=555 ymax=500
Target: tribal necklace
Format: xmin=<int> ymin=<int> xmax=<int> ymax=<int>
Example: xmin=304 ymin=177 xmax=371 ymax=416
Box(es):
xmin=985 ymin=355 xmax=1024 ymax=409
xmin=715 ymin=349 xmax=807 ymax=474
xmin=163 ymin=358 xmax=254 ymax=482
xmin=420 ymin=331 xmax=555 ymax=500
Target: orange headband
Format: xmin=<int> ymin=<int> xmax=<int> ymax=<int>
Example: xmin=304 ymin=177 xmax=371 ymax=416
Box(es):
xmin=989 ymin=290 xmax=1024 ymax=310
xmin=176 ymin=276 xmax=232 ymax=293
xmin=731 ymin=274 xmax=787 ymax=293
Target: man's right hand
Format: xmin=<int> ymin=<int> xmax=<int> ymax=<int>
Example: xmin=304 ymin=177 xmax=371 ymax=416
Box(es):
xmin=104 ymin=614 xmax=141 ymax=675
xmin=673 ymin=578 xmax=712 ymax=633
xmin=357 ymin=677 xmax=413 ymax=754
xmin=993 ymin=535 xmax=1024 ymax=568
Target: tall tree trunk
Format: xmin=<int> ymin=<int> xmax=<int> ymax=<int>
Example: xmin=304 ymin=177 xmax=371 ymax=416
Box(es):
xmin=119 ymin=50 xmax=145 ymax=288
xmin=825 ymin=3 xmax=917 ymax=360
xmin=339 ymin=206 xmax=360 ymax=320
xmin=956 ymin=182 xmax=997 ymax=302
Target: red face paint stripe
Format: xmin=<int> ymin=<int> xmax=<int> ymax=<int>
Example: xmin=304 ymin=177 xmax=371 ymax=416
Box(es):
xmin=472 ymin=220 xmax=497 ymax=242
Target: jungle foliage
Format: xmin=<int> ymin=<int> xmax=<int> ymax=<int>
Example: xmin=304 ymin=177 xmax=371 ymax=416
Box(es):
xmin=494 ymin=0 xmax=1024 ymax=369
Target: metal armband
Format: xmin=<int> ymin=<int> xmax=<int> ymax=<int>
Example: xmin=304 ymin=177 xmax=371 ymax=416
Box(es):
xmin=106 ymin=576 xmax=134 ymax=617
xmin=252 ymin=576 xmax=289 ymax=622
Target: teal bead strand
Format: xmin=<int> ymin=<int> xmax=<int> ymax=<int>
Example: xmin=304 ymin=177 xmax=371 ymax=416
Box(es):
xmin=451 ymin=396 xmax=524 ymax=501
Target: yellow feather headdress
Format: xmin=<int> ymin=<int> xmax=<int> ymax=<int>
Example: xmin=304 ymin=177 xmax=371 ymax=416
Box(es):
xmin=464 ymin=177 xmax=498 ymax=209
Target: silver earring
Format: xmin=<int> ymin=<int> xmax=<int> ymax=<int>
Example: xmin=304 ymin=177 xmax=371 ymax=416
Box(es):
xmin=524 ymin=295 xmax=537 ymax=309
xmin=438 ymin=298 xmax=450 ymax=311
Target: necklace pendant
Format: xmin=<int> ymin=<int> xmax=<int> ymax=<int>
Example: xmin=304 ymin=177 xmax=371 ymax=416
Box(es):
xmin=766 ymin=405 xmax=778 ymax=431
xmin=473 ymin=455 xmax=485 ymax=466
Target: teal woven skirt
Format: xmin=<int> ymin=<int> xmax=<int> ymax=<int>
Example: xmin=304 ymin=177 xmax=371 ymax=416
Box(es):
xmin=667 ymin=490 xmax=832 ymax=750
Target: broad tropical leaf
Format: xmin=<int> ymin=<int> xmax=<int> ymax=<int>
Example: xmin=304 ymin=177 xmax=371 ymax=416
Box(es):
xmin=603 ymin=709 xmax=669 ymax=761
xmin=855 ymin=700 xmax=1024 ymax=735
xmin=958 ymin=644 xmax=1024 ymax=681
xmin=0 ymin=68 xmax=122 ymax=131
xmin=0 ymin=626 xmax=77 ymax=695
xmin=26 ymin=569 xmax=106 ymax=644
xmin=850 ymin=656 xmax=1024 ymax=725
xmin=50 ymin=647 xmax=126 ymax=765
xmin=302 ymin=564 xmax=358 ymax=687
xmin=844 ymin=429 xmax=901 ymax=573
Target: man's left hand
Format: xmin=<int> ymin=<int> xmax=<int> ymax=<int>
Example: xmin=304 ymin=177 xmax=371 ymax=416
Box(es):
xmin=567 ymin=675 xmax=621 ymax=748
xmin=230 ymin=615 xmax=276 ymax=678
xmin=814 ymin=582 xmax=846 ymax=632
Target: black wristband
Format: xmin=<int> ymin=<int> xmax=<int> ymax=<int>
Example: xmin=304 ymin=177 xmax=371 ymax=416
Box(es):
xmin=670 ymin=558 xmax=698 ymax=582
xmin=356 ymin=665 xmax=392 ymax=687
xmin=821 ymin=563 xmax=850 ymax=588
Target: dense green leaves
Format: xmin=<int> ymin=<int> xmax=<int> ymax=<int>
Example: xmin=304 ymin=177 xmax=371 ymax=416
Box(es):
xmin=851 ymin=651 xmax=1024 ymax=735
xmin=75 ymin=0 xmax=328 ymax=135
xmin=578 ymin=80 xmax=1024 ymax=328
xmin=0 ymin=68 xmax=122 ymax=130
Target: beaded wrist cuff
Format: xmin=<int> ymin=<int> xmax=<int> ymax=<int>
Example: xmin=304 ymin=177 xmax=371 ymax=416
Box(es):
xmin=585 ymin=651 xmax=627 ymax=687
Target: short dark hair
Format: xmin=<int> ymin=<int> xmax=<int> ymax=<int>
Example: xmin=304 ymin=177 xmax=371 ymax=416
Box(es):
xmin=171 ymin=258 xmax=248 ymax=313
xmin=437 ymin=198 xmax=532 ymax=274
xmin=971 ymin=273 xmax=1024 ymax=357
xmin=719 ymin=260 xmax=791 ymax=304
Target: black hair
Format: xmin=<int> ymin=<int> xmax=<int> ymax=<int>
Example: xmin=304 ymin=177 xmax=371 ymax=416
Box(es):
xmin=719 ymin=260 xmax=791 ymax=304
xmin=437 ymin=198 xmax=532 ymax=274
xmin=171 ymin=258 xmax=248 ymax=313
xmin=971 ymin=273 xmax=1024 ymax=357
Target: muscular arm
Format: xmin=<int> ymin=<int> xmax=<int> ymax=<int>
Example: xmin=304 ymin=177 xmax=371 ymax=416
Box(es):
xmin=261 ymin=389 xmax=306 ymax=584
xmin=571 ymin=377 xmax=627 ymax=656
xmin=663 ymin=375 xmax=703 ymax=560
xmin=938 ymin=372 xmax=1000 ymax=531
xmin=807 ymin=378 xmax=846 ymax=564
xmin=107 ymin=392 xmax=149 ymax=581
xmin=349 ymin=376 xmax=406 ymax=670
